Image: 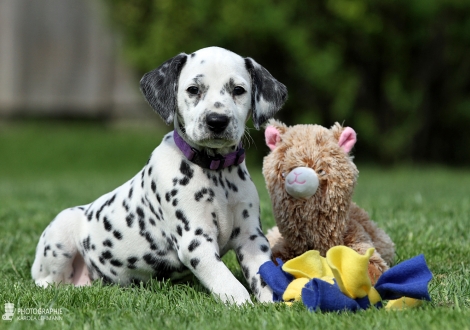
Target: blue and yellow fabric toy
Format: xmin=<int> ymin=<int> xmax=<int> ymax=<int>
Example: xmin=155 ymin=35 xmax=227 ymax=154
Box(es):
xmin=258 ymin=246 xmax=432 ymax=312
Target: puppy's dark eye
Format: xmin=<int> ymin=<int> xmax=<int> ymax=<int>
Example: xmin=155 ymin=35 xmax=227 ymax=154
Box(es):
xmin=187 ymin=86 xmax=199 ymax=95
xmin=233 ymin=86 xmax=246 ymax=96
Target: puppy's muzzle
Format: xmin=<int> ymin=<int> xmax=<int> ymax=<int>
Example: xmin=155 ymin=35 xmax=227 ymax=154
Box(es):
xmin=206 ymin=113 xmax=230 ymax=134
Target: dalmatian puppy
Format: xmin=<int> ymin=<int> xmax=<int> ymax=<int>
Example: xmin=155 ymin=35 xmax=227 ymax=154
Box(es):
xmin=31 ymin=46 xmax=288 ymax=305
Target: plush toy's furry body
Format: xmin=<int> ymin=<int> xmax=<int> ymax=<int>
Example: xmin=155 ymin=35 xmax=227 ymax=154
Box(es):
xmin=263 ymin=120 xmax=395 ymax=282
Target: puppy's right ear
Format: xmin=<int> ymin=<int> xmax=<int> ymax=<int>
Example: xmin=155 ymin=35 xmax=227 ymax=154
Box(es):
xmin=140 ymin=53 xmax=188 ymax=125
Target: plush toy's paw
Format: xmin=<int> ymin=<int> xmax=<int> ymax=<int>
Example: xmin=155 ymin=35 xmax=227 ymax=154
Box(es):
xmin=367 ymin=254 xmax=389 ymax=285
xmin=266 ymin=226 xmax=282 ymax=246
xmin=368 ymin=262 xmax=384 ymax=285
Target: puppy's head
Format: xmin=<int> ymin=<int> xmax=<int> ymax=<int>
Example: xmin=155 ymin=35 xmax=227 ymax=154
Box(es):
xmin=140 ymin=47 xmax=287 ymax=150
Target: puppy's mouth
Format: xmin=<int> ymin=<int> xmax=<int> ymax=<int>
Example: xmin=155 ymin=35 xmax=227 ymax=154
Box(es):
xmin=197 ymin=137 xmax=237 ymax=149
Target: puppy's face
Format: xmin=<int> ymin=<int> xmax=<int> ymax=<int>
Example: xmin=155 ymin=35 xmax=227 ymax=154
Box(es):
xmin=176 ymin=48 xmax=252 ymax=149
xmin=140 ymin=46 xmax=288 ymax=152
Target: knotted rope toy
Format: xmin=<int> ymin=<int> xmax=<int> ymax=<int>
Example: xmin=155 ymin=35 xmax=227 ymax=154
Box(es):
xmin=259 ymin=246 xmax=432 ymax=312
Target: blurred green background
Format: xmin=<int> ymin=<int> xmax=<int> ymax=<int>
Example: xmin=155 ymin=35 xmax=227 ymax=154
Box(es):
xmin=1 ymin=0 xmax=469 ymax=166
xmin=103 ymin=0 xmax=470 ymax=165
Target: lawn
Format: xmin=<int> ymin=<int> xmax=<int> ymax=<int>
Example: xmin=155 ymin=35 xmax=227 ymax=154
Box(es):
xmin=0 ymin=121 xmax=469 ymax=329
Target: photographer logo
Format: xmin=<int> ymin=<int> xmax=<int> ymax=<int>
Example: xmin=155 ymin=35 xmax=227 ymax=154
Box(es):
xmin=2 ymin=302 xmax=64 ymax=322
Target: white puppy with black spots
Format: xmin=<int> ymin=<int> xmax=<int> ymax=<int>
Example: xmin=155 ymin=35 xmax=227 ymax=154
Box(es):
xmin=32 ymin=46 xmax=287 ymax=305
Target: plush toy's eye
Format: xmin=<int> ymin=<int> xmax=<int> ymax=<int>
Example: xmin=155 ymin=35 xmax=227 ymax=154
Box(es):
xmin=317 ymin=169 xmax=326 ymax=176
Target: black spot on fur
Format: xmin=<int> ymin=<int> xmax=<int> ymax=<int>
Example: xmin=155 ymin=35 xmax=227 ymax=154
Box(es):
xmin=107 ymin=194 xmax=116 ymax=206
xmin=90 ymin=260 xmax=104 ymax=277
xmin=113 ymin=230 xmax=123 ymax=240
xmin=261 ymin=277 xmax=268 ymax=288
xmin=203 ymin=234 xmax=213 ymax=242
xmin=55 ymin=243 xmax=63 ymax=249
xmin=237 ymin=167 xmax=246 ymax=181
xmin=128 ymin=257 xmax=138 ymax=264
xmin=172 ymin=199 xmax=178 ymax=206
xmin=128 ymin=187 xmax=134 ymax=199
xmin=52 ymin=250 xmax=57 ymax=257
xmin=195 ymin=228 xmax=203 ymax=235
xmin=176 ymin=225 xmax=183 ymax=236
xmin=175 ymin=210 xmax=190 ymax=231
xmin=126 ymin=213 xmax=135 ymax=227
xmin=222 ymin=78 xmax=236 ymax=95
xmin=127 ymin=257 xmax=139 ymax=269
xmin=188 ymin=239 xmax=201 ymax=252
xmin=143 ymin=253 xmax=157 ymax=265
xmin=195 ymin=191 xmax=204 ymax=202
xmin=87 ymin=211 xmax=94 ymax=221
xmin=249 ymin=234 xmax=258 ymax=241
xmin=103 ymin=217 xmax=112 ymax=231
xmin=102 ymin=250 xmax=113 ymax=259
xmin=139 ymin=218 xmax=146 ymax=232
xmin=242 ymin=210 xmax=249 ymax=219
xmin=96 ymin=203 xmax=106 ymax=221
xmin=145 ymin=232 xmax=155 ymax=245
xmin=136 ymin=207 xmax=145 ymax=219
xmin=63 ymin=253 xmax=72 ymax=258
xmin=122 ymin=200 xmax=130 ymax=212
xmin=103 ymin=239 xmax=113 ymax=247
xmin=147 ymin=202 xmax=161 ymax=221
xmin=250 ymin=276 xmax=259 ymax=296
xmin=82 ymin=237 xmax=91 ymax=251
xmin=237 ymin=251 xmax=244 ymax=263
xmin=179 ymin=176 xmax=189 ymax=186
xmin=179 ymin=160 xmax=194 ymax=185
xmin=151 ymin=181 xmax=157 ymax=193
xmin=110 ymin=259 xmax=123 ymax=267
xmin=230 ymin=227 xmax=241 ymax=240
xmin=190 ymin=258 xmax=200 ymax=269
xmin=148 ymin=166 xmax=153 ymax=176
xmin=242 ymin=265 xmax=250 ymax=279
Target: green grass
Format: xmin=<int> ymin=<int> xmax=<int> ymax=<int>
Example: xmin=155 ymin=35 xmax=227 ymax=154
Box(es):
xmin=1 ymin=121 xmax=469 ymax=329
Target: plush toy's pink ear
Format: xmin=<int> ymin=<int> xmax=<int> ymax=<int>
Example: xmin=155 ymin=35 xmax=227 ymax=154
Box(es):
xmin=338 ymin=127 xmax=356 ymax=153
xmin=265 ymin=125 xmax=282 ymax=151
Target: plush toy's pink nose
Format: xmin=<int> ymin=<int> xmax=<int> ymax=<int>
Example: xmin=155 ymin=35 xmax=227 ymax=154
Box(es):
xmin=285 ymin=167 xmax=319 ymax=199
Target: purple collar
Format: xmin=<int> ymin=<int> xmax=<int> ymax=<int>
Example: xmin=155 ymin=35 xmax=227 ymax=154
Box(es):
xmin=173 ymin=130 xmax=246 ymax=170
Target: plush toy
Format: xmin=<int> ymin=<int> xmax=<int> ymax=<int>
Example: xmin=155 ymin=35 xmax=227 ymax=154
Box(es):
xmin=263 ymin=120 xmax=395 ymax=283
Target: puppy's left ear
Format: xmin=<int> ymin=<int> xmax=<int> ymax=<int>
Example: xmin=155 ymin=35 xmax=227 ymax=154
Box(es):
xmin=140 ymin=53 xmax=188 ymax=125
xmin=245 ymin=58 xmax=288 ymax=129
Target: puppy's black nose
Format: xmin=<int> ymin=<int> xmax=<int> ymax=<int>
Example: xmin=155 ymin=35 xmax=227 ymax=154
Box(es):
xmin=206 ymin=113 xmax=230 ymax=134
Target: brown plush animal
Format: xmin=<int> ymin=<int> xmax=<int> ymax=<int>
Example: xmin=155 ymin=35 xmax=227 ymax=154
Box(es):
xmin=263 ymin=120 xmax=395 ymax=283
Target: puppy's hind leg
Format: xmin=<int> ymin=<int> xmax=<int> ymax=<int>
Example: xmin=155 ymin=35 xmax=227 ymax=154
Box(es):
xmin=31 ymin=208 xmax=90 ymax=287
